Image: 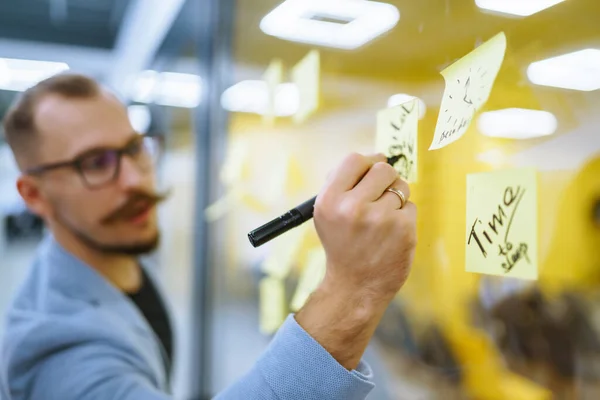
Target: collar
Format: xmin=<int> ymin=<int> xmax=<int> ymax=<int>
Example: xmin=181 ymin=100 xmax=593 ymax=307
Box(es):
xmin=43 ymin=235 xmax=131 ymax=305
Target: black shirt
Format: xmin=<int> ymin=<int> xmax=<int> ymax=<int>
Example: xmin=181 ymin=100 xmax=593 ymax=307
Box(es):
xmin=128 ymin=268 xmax=173 ymax=378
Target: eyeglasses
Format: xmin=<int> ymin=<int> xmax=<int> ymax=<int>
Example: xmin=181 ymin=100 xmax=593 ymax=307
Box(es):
xmin=25 ymin=135 xmax=162 ymax=189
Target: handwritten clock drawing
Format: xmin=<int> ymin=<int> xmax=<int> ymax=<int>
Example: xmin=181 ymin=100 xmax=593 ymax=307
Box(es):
xmin=465 ymin=168 xmax=538 ymax=280
xmin=376 ymin=99 xmax=419 ymax=183
xmin=430 ymin=32 xmax=506 ymax=150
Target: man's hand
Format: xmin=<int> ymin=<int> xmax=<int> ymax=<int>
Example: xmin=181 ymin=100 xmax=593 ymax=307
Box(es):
xmin=296 ymin=153 xmax=417 ymax=370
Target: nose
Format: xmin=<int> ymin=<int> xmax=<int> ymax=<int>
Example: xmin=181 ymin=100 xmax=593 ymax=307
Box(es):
xmin=117 ymin=156 xmax=146 ymax=190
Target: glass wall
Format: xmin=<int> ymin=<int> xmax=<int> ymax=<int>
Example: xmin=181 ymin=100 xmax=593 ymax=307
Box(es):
xmin=206 ymin=0 xmax=600 ymax=398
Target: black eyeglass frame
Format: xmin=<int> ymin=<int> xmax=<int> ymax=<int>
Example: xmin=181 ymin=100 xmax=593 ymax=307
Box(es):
xmin=24 ymin=134 xmax=163 ymax=189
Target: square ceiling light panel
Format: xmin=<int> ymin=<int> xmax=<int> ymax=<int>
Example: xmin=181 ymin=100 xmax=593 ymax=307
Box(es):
xmin=475 ymin=0 xmax=566 ymax=17
xmin=477 ymin=108 xmax=558 ymax=139
xmin=527 ymin=49 xmax=600 ymax=92
xmin=260 ymin=0 xmax=400 ymax=50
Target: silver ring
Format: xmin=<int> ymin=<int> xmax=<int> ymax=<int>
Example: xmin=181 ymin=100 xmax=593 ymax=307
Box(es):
xmin=386 ymin=187 xmax=406 ymax=209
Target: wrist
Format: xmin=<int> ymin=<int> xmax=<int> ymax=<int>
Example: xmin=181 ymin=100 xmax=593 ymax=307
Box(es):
xmin=295 ymin=274 xmax=392 ymax=370
xmin=317 ymin=274 xmax=392 ymax=320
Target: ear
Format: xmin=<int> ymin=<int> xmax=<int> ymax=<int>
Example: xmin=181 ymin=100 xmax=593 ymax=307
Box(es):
xmin=16 ymin=175 xmax=51 ymax=219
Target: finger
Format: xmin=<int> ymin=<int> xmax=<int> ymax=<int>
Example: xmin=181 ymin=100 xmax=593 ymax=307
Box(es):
xmin=351 ymin=162 xmax=399 ymax=202
xmin=399 ymin=201 xmax=417 ymax=222
xmin=375 ymin=178 xmax=411 ymax=209
xmin=325 ymin=153 xmax=387 ymax=193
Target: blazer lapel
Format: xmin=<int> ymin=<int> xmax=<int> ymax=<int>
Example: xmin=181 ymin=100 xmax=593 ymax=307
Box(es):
xmin=41 ymin=235 xmax=168 ymax=390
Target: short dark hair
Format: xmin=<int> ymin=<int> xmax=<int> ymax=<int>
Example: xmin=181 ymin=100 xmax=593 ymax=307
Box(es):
xmin=2 ymin=73 xmax=101 ymax=169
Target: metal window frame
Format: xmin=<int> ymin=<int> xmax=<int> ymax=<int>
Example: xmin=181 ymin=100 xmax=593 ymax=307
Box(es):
xmin=189 ymin=0 xmax=235 ymax=398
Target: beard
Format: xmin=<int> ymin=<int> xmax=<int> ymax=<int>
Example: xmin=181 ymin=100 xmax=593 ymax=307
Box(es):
xmin=56 ymin=211 xmax=161 ymax=255
xmin=52 ymin=189 xmax=168 ymax=256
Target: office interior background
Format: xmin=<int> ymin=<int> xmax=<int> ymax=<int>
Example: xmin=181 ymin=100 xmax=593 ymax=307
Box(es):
xmin=1 ymin=0 xmax=600 ymax=399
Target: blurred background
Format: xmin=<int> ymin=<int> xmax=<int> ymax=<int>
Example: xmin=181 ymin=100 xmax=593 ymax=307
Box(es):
xmin=1 ymin=0 xmax=600 ymax=399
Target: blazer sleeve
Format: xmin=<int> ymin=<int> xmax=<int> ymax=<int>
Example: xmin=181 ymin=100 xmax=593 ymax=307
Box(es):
xmin=215 ymin=315 xmax=375 ymax=400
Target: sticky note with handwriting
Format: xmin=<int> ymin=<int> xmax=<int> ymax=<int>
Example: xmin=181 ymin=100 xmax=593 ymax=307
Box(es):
xmin=466 ymin=168 xmax=538 ymax=280
xmin=430 ymin=32 xmax=507 ymax=150
xmin=376 ymin=98 xmax=419 ymax=182
xmin=290 ymin=247 xmax=327 ymax=312
xmin=263 ymin=58 xmax=283 ymax=125
xmin=259 ymin=276 xmax=287 ymax=334
xmin=292 ymin=50 xmax=320 ymax=124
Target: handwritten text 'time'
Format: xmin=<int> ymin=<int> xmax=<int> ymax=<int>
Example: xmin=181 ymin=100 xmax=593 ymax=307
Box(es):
xmin=468 ymin=185 xmax=530 ymax=273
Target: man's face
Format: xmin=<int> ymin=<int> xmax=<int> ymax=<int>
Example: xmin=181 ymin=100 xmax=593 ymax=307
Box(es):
xmin=22 ymin=92 xmax=165 ymax=255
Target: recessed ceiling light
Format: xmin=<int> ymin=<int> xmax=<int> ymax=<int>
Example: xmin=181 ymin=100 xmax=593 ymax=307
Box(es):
xmin=477 ymin=108 xmax=557 ymax=139
xmin=260 ymin=0 xmax=400 ymax=50
xmin=221 ymin=80 xmax=299 ymax=117
xmin=527 ymin=48 xmax=600 ymax=92
xmin=475 ymin=0 xmax=566 ymax=17
xmin=387 ymin=94 xmax=427 ymax=119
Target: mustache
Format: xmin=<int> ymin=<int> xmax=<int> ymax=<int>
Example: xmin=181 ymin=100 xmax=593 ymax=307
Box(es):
xmin=101 ymin=189 xmax=171 ymax=224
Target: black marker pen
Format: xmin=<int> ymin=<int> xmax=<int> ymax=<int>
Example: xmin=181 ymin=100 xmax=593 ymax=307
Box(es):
xmin=248 ymin=155 xmax=401 ymax=248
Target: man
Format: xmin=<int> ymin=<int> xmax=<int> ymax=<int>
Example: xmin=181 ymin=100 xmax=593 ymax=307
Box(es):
xmin=0 ymin=73 xmax=417 ymax=400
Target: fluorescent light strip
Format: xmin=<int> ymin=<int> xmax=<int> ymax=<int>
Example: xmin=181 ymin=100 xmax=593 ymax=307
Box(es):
xmin=260 ymin=0 xmax=400 ymax=50
xmin=0 ymin=58 xmax=69 ymax=92
xmin=477 ymin=108 xmax=557 ymax=139
xmin=128 ymin=105 xmax=152 ymax=133
xmin=131 ymin=70 xmax=202 ymax=108
xmin=475 ymin=0 xmax=566 ymax=17
xmin=154 ymin=72 xmax=202 ymax=108
xmin=387 ymin=94 xmax=427 ymax=119
xmin=527 ymin=48 xmax=600 ymax=92
xmin=221 ymin=80 xmax=300 ymax=116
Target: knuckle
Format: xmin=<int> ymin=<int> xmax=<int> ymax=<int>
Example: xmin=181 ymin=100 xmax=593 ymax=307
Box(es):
xmin=314 ymin=193 xmax=334 ymax=219
xmin=370 ymin=207 xmax=393 ymax=227
xmin=345 ymin=152 xmax=366 ymax=168
xmin=338 ymin=198 xmax=367 ymax=224
xmin=372 ymin=162 xmax=397 ymax=178
xmin=401 ymin=220 xmax=418 ymax=247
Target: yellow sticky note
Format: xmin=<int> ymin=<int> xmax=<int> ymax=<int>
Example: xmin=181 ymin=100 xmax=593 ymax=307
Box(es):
xmin=292 ymin=50 xmax=320 ymax=124
xmin=285 ymin=155 xmax=306 ymax=196
xmin=466 ymin=168 xmax=538 ymax=280
xmin=261 ymin=223 xmax=308 ymax=279
xmin=290 ymin=247 xmax=327 ymax=311
xmin=262 ymin=153 xmax=306 ymax=204
xmin=259 ymin=277 xmax=287 ymax=334
xmin=430 ymin=32 xmax=507 ymax=150
xmin=219 ymin=139 xmax=250 ymax=187
xmin=376 ymin=99 xmax=419 ymax=182
xmin=262 ymin=59 xmax=283 ymax=125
